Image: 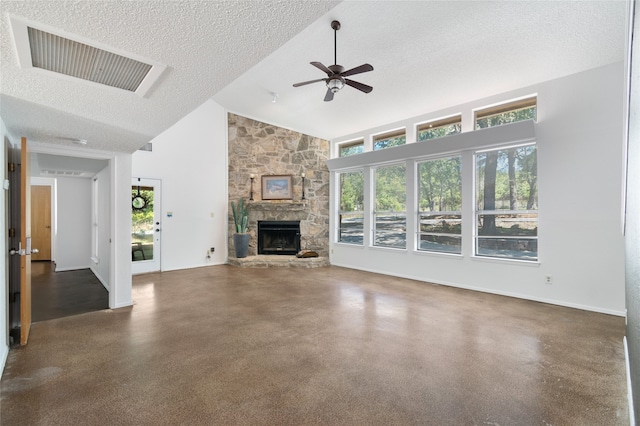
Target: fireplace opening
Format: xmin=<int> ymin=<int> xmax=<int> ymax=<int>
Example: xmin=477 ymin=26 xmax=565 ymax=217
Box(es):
xmin=258 ymin=221 xmax=301 ymax=255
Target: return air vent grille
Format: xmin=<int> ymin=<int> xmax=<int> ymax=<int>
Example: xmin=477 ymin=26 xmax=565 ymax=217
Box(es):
xmin=27 ymin=26 xmax=152 ymax=92
xmin=42 ymin=170 xmax=86 ymax=177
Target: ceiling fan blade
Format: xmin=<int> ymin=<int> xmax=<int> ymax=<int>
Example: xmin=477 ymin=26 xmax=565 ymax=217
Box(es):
xmin=293 ymin=78 xmax=327 ymax=87
xmin=341 ymin=63 xmax=374 ymax=77
xmin=345 ymin=79 xmax=373 ymax=94
xmin=324 ymin=88 xmax=335 ymax=102
xmin=311 ymin=61 xmax=333 ymax=75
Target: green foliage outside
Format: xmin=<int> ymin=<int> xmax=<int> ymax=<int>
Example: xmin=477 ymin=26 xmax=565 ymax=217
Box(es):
xmin=418 ymin=156 xmax=461 ymax=212
xmin=132 ymin=188 xmax=154 ymax=242
xmin=476 ymin=106 xmax=536 ymax=129
xmin=476 ymin=145 xmax=537 ymax=210
xmin=340 ymin=171 xmax=364 ymax=212
xmin=418 ymin=123 xmax=461 ymax=141
xmin=374 ymin=135 xmax=406 ymax=151
xmin=375 ymin=164 xmax=406 ymax=212
xmin=340 ymin=143 xmax=364 ymax=157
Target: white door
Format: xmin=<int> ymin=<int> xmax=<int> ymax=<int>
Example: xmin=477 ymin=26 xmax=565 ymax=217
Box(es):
xmin=131 ymin=178 xmax=161 ymax=274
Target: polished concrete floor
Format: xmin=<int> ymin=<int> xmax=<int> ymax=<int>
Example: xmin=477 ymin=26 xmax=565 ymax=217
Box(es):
xmin=31 ymin=261 xmax=109 ymax=323
xmin=1 ymin=265 xmax=629 ymax=425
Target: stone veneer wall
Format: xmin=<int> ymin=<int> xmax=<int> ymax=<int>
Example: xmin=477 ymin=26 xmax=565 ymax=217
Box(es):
xmin=228 ymin=113 xmax=330 ymax=258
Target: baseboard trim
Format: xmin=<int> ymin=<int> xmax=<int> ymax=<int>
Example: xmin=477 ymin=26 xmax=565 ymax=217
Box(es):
xmin=625 ymin=336 xmax=635 ymax=426
xmin=54 ymin=265 xmax=91 ymax=272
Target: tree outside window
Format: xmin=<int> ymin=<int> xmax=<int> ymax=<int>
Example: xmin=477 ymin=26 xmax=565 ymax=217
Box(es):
xmin=374 ymin=164 xmax=406 ymax=248
xmin=418 ymin=156 xmax=462 ymax=254
xmin=339 ymin=170 xmax=364 ymax=244
xmin=475 ymin=144 xmax=538 ymax=260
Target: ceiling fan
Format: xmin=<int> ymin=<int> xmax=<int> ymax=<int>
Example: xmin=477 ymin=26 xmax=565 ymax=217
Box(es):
xmin=293 ymin=20 xmax=373 ymax=102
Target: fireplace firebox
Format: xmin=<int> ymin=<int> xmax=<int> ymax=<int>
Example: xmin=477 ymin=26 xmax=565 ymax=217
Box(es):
xmin=258 ymin=221 xmax=301 ymax=255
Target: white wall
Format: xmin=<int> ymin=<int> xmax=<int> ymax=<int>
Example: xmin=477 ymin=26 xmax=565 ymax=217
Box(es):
xmin=54 ymin=177 xmax=92 ymax=271
xmin=0 ymin=117 xmax=10 ymax=376
xmin=132 ymin=99 xmax=228 ymax=271
xmin=329 ymin=62 xmax=626 ymax=315
xmin=90 ymin=166 xmax=110 ymax=289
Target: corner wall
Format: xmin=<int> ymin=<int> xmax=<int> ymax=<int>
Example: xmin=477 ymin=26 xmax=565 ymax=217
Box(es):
xmin=625 ymin=0 xmax=639 ymax=420
xmin=330 ymin=62 xmax=626 ymax=315
xmin=0 ymin=117 xmax=10 ymax=376
xmin=132 ymin=99 xmax=228 ymax=271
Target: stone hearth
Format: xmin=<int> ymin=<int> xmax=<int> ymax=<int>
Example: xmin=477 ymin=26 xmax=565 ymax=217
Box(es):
xmin=227 ymin=255 xmax=330 ymax=268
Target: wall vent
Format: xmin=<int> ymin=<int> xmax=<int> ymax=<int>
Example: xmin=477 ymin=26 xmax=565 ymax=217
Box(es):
xmin=42 ymin=170 xmax=86 ymax=177
xmin=10 ymin=15 xmax=166 ymax=97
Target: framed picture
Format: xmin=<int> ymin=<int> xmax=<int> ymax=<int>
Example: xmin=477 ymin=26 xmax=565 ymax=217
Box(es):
xmin=261 ymin=175 xmax=293 ymax=200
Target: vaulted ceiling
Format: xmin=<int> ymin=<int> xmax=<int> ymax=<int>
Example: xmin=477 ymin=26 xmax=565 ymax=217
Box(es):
xmin=0 ymin=1 xmax=628 ymax=155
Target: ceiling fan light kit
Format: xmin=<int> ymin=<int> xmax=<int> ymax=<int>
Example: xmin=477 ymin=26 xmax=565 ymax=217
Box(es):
xmin=293 ymin=20 xmax=373 ymax=102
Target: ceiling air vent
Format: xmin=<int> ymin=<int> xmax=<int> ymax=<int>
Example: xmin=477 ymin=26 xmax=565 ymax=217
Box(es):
xmin=10 ymin=15 xmax=166 ymax=97
xmin=28 ymin=27 xmax=152 ymax=92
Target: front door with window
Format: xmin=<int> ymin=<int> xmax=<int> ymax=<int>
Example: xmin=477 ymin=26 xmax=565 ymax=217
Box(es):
xmin=131 ymin=178 xmax=161 ymax=274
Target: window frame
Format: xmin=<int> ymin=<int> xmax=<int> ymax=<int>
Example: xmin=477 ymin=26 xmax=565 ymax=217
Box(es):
xmin=416 ymin=155 xmax=463 ymax=255
xmin=416 ymin=115 xmax=462 ymax=141
xmin=474 ymin=96 xmax=537 ymax=130
xmin=338 ymin=138 xmax=365 ymax=157
xmin=337 ymin=169 xmax=365 ymax=246
xmin=473 ymin=142 xmax=538 ymax=262
xmin=372 ymin=162 xmax=407 ymax=249
xmin=372 ymin=128 xmax=406 ymax=151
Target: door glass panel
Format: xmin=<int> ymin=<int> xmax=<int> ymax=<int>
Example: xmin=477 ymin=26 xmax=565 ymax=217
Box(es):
xmin=131 ymin=185 xmax=154 ymax=261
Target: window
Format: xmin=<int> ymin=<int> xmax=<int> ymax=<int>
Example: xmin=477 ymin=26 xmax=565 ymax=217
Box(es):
xmin=417 ymin=115 xmax=462 ymax=141
xmin=339 ymin=139 xmax=364 ymax=157
xmin=374 ymin=164 xmax=406 ymax=248
xmin=338 ymin=170 xmax=364 ymax=245
xmin=475 ymin=97 xmax=537 ymax=129
xmin=373 ymin=129 xmax=406 ymax=150
xmin=475 ymin=144 xmax=538 ymax=261
xmin=417 ymin=156 xmax=462 ymax=254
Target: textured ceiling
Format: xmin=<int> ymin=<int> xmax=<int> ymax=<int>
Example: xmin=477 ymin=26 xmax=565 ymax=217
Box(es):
xmin=0 ymin=0 xmax=339 ymax=152
xmin=0 ymin=0 xmax=628 ymax=157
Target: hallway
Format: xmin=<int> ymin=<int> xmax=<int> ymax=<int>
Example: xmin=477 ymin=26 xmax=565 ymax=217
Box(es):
xmin=31 ymin=261 xmax=109 ymax=323
xmin=1 ymin=265 xmax=629 ymax=424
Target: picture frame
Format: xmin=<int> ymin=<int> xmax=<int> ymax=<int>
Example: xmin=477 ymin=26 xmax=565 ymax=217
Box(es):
xmin=261 ymin=175 xmax=293 ymax=200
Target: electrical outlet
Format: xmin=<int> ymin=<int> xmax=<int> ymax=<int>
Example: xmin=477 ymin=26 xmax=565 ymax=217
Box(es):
xmin=545 ymin=275 xmax=552 ymax=285
xmin=210 ymin=247 xmax=215 ymax=253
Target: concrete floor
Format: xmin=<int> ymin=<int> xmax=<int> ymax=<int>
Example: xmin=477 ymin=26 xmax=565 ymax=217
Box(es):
xmin=1 ymin=265 xmax=629 ymax=425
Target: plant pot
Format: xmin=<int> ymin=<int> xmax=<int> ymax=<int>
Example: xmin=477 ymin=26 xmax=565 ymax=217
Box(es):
xmin=233 ymin=233 xmax=250 ymax=258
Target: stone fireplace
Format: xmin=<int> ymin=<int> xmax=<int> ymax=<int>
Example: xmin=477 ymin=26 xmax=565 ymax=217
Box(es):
xmin=227 ymin=113 xmax=330 ymax=261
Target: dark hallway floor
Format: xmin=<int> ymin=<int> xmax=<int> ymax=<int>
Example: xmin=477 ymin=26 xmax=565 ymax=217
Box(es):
xmin=31 ymin=261 xmax=109 ymax=323
xmin=1 ymin=265 xmax=629 ymax=424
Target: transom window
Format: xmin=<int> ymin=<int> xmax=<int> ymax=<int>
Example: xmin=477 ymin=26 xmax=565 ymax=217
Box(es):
xmin=339 ymin=139 xmax=364 ymax=157
xmin=475 ymin=97 xmax=537 ymax=129
xmin=374 ymin=164 xmax=406 ymax=248
xmin=475 ymin=143 xmax=538 ymax=261
xmin=417 ymin=115 xmax=462 ymax=141
xmin=338 ymin=170 xmax=364 ymax=245
xmin=417 ymin=156 xmax=462 ymax=254
xmin=373 ymin=129 xmax=406 ymax=151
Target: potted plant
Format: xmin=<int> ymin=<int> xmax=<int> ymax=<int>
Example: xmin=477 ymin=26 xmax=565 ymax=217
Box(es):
xmin=231 ymin=198 xmax=250 ymax=258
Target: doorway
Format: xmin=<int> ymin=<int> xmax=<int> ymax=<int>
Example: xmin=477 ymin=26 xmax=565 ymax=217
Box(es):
xmin=31 ymin=185 xmax=52 ymax=261
xmin=131 ymin=178 xmax=161 ymax=274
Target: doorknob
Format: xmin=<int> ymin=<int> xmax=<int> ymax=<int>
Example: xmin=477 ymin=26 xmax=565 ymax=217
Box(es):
xmin=31 ymin=248 xmax=39 ymax=254
xmin=9 ymin=248 xmax=24 ymax=256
